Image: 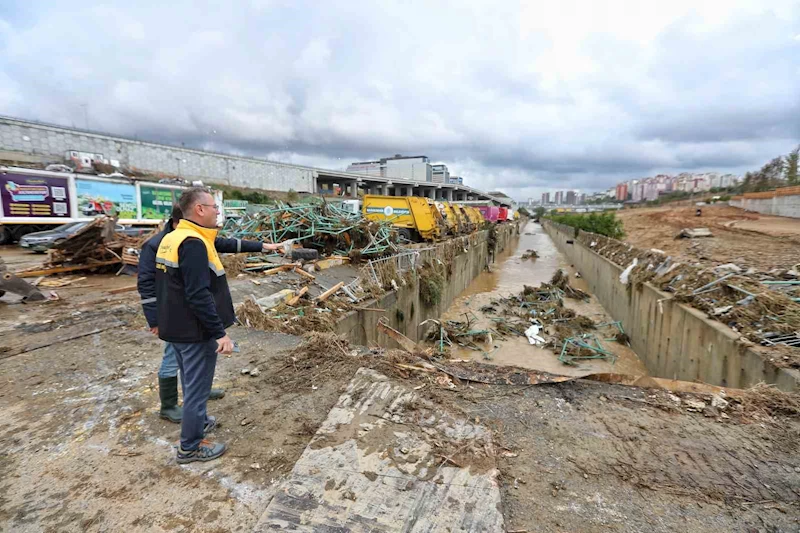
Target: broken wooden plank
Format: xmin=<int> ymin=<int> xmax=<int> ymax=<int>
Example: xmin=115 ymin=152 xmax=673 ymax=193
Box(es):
xmin=314 ymin=281 xmax=344 ymax=303
xmin=107 ymin=285 xmax=138 ymax=295
xmin=353 ymin=307 xmax=386 ymax=312
xmin=253 ymin=368 xmax=505 ymax=532
xmin=376 ymin=318 xmax=418 ymax=352
xmin=287 ymin=286 xmax=309 ymax=306
xmin=293 ymin=267 xmax=315 ymax=280
xmin=16 ymin=260 xmax=121 ymax=278
xmin=40 ymin=276 xmax=87 ymax=288
xmin=261 ymin=264 xmax=297 ymax=276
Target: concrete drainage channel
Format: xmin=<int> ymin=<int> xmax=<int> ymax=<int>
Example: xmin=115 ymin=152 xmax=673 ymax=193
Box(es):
xmin=334 ymin=223 xmax=519 ymax=346
xmin=543 ymin=220 xmax=800 ymax=391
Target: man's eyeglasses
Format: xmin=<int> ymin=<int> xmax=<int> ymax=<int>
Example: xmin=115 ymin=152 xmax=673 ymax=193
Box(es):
xmin=199 ymin=203 xmax=220 ymax=211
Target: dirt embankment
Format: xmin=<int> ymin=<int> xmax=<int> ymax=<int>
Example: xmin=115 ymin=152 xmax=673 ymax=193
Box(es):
xmin=617 ymin=205 xmax=800 ymax=271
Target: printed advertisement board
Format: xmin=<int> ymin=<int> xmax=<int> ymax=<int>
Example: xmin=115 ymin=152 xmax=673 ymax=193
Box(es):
xmin=0 ymin=173 xmax=70 ymax=218
xmin=76 ymin=179 xmax=136 ymax=218
xmin=140 ymin=186 xmax=177 ymax=220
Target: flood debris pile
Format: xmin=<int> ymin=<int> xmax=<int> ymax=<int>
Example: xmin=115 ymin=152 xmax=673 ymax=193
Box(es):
xmin=422 ymin=314 xmax=492 ymax=356
xmin=235 ymin=276 xmax=367 ymax=336
xmin=220 ymin=201 xmax=401 ymax=260
xmin=580 ymin=230 xmax=800 ymax=355
xmin=427 ymin=270 xmax=619 ymax=366
xmin=521 ymin=249 xmax=539 ymax=260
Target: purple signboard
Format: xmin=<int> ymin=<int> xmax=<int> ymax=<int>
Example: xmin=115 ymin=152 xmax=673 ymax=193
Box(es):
xmin=0 ymin=173 xmax=71 ymax=218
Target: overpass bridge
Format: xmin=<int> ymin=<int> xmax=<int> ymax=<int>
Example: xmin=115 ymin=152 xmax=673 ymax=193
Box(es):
xmin=314 ymin=169 xmax=513 ymax=206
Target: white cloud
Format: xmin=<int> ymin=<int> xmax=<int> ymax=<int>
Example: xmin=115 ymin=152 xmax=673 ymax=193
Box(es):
xmin=0 ymin=0 xmax=797 ymax=200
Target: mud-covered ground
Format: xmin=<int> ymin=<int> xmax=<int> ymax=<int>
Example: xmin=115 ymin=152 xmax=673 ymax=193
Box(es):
xmin=617 ymin=205 xmax=800 ymax=271
xmin=2 ymin=288 xmax=798 ymax=532
xmin=1 ymin=241 xmax=798 ymax=532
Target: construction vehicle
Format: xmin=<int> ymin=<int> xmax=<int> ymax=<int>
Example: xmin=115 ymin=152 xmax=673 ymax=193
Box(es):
xmin=363 ymin=195 xmax=443 ymax=241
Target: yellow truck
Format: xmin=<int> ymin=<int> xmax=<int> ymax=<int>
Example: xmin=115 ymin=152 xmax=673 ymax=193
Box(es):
xmin=363 ymin=195 xmax=443 ymax=241
xmin=435 ymin=202 xmax=461 ymax=236
xmin=464 ymin=206 xmax=485 ymax=229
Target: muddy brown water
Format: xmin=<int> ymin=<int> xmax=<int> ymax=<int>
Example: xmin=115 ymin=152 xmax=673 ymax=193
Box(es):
xmin=439 ymin=221 xmax=648 ymax=377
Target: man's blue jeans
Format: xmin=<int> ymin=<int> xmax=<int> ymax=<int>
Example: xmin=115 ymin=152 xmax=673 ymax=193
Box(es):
xmin=170 ymin=339 xmax=218 ymax=451
xmin=158 ymin=342 xmax=180 ymax=378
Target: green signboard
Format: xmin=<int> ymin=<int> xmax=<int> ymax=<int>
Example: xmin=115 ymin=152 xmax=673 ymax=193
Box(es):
xmin=140 ymin=186 xmax=177 ymax=220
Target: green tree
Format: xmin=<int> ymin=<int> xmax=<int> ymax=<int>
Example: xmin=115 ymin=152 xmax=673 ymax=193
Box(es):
xmin=785 ymin=146 xmax=799 ymax=185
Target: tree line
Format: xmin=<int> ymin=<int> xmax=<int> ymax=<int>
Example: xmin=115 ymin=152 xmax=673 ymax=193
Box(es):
xmin=741 ymin=145 xmax=799 ymax=193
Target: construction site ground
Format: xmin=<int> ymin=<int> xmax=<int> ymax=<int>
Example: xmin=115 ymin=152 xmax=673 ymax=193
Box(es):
xmin=1 ymin=235 xmax=799 ymax=532
xmin=616 ymin=204 xmax=800 ymax=271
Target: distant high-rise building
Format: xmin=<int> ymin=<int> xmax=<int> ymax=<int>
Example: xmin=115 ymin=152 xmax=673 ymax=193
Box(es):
xmin=554 ymin=191 xmax=563 ymax=204
xmin=431 ymin=164 xmax=449 ymax=184
xmin=566 ymin=191 xmax=577 ymax=205
xmin=615 ymin=183 xmax=628 ymax=201
xmin=541 ymin=192 xmax=550 ymax=205
xmin=578 ymin=193 xmax=586 ymax=205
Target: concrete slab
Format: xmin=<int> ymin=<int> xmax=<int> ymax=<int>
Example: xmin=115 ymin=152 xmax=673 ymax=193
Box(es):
xmin=254 ymin=367 xmax=504 ymax=532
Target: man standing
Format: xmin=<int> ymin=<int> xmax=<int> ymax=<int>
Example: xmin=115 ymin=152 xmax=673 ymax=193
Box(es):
xmin=154 ymin=188 xmax=274 ymax=463
xmin=138 ymin=206 xmax=281 ymax=424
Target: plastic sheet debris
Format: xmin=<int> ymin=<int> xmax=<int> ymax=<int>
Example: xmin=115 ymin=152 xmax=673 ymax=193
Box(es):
xmin=619 ymin=258 xmax=638 ymax=285
xmin=525 ymin=324 xmax=546 ymax=345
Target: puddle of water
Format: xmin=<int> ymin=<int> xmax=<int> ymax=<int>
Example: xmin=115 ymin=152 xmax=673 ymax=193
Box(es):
xmin=439 ymin=221 xmax=648 ymax=377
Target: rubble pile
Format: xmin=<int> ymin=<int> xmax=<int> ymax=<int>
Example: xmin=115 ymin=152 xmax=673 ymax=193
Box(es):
xmin=47 ymin=217 xmax=153 ymax=269
xmin=220 ymin=201 xmax=401 ymax=260
xmin=579 ymin=230 xmax=800 ymax=353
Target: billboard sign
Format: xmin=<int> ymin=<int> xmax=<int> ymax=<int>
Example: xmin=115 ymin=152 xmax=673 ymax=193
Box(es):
xmin=140 ymin=186 xmax=177 ymax=220
xmin=76 ymin=178 xmax=136 ymax=218
xmin=0 ymin=173 xmax=70 ymax=218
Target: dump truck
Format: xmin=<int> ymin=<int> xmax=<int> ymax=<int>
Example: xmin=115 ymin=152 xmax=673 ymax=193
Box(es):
xmin=498 ymin=207 xmax=509 ymax=222
xmin=362 ymin=195 xmax=443 ymax=241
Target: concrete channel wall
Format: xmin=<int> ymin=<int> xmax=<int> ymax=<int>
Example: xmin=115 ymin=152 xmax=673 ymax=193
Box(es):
xmin=729 ymin=188 xmax=800 ymax=218
xmin=336 ymin=223 xmax=519 ymax=347
xmin=544 ymin=221 xmax=800 ymax=391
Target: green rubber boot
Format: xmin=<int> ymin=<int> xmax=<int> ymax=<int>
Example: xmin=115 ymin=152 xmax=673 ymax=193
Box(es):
xmin=159 ymin=376 xmax=183 ymax=423
xmin=209 ymin=388 xmax=225 ymax=400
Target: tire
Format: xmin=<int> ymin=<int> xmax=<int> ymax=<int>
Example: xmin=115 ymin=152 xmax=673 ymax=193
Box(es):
xmin=398 ymin=228 xmax=413 ymax=242
xmin=0 ymin=227 xmax=11 ymax=245
xmin=290 ymin=248 xmax=319 ymax=261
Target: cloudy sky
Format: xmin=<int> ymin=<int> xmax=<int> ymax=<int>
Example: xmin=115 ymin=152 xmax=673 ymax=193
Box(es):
xmin=1 ymin=1 xmax=798 ymax=200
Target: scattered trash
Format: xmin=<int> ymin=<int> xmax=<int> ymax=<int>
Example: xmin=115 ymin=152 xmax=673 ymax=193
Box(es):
xmin=684 ymin=398 xmax=706 ymax=412
xmin=619 ymin=258 xmax=638 ymax=285
xmin=524 ymin=324 xmax=546 ymax=345
xmin=521 ymin=249 xmax=539 ymax=260
xmin=249 ymin=367 xmax=261 ymax=377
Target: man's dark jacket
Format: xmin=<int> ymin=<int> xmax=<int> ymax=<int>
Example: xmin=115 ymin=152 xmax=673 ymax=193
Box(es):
xmin=137 ymin=225 xmax=261 ymax=329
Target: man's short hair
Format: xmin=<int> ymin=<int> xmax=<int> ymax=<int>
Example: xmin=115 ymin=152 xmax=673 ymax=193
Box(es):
xmin=178 ymin=187 xmax=211 ymax=216
xmin=171 ymin=205 xmax=183 ymax=224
